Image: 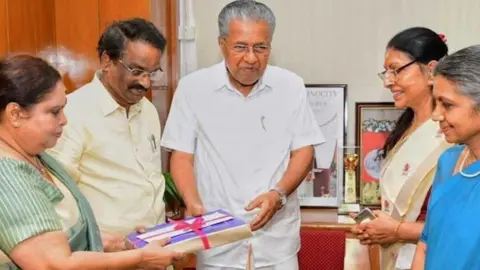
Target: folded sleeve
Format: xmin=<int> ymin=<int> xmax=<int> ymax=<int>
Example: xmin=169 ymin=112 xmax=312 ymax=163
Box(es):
xmin=290 ymin=84 xmax=325 ymax=150
xmin=0 ymin=159 xmax=62 ymax=254
xmin=161 ymin=79 xmax=198 ymax=154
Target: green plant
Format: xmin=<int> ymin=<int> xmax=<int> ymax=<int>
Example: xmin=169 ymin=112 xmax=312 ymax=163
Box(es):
xmin=163 ymin=172 xmax=185 ymax=208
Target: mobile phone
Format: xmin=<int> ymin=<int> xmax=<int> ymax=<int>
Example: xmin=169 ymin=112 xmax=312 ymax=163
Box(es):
xmin=354 ymin=208 xmax=376 ymax=223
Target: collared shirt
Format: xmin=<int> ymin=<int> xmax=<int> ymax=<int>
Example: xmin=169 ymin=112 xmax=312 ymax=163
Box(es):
xmin=161 ymin=61 xmax=324 ymax=268
xmin=48 ymin=72 xmax=165 ymax=236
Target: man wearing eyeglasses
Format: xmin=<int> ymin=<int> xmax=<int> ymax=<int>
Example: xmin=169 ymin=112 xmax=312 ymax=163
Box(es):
xmin=48 ymin=18 xmax=167 ymax=252
xmin=161 ymin=1 xmax=324 ymax=269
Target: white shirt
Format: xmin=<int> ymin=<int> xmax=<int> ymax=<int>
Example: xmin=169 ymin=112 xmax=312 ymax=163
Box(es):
xmin=48 ymin=73 xmax=165 ymax=236
xmin=161 ymin=62 xmax=324 ymax=268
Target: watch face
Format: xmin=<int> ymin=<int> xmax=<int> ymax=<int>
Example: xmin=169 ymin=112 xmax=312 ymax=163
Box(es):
xmin=271 ymin=188 xmax=287 ymax=207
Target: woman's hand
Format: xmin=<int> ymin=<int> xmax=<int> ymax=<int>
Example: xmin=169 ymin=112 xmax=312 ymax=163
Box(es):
xmin=101 ymin=231 xmax=127 ymax=252
xmin=360 ymin=210 xmax=400 ymax=245
xmin=139 ymin=238 xmax=185 ymax=270
xmin=349 ymin=213 xmax=365 ymax=236
xmin=349 ymin=211 xmax=401 ymax=245
xmin=349 ymin=213 xmax=372 ymax=244
xmin=103 ymin=226 xmax=149 ymax=252
xmin=125 ymin=226 xmax=148 ymax=250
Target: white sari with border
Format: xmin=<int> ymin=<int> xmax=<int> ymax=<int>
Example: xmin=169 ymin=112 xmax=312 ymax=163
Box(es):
xmin=380 ymin=119 xmax=450 ymax=270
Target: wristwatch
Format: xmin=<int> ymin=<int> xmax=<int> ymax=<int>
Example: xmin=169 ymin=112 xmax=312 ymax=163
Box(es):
xmin=270 ymin=187 xmax=287 ymax=209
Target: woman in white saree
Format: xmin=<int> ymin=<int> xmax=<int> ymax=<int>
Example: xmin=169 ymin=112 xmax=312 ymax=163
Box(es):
xmin=351 ymin=27 xmax=451 ymax=270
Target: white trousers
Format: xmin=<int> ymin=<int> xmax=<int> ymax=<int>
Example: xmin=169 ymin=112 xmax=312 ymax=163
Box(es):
xmin=197 ymin=255 xmax=298 ymax=270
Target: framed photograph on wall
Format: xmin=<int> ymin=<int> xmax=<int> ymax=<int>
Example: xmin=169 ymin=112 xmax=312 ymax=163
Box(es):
xmin=298 ymin=84 xmax=347 ymax=207
xmin=355 ymin=102 xmax=405 ymax=205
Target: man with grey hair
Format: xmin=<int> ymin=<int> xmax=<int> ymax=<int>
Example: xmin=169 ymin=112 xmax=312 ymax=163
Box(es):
xmin=161 ymin=1 xmax=324 ymax=269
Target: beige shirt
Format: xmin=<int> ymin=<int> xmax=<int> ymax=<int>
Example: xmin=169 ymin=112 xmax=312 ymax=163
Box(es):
xmin=48 ymin=72 xmax=165 ymax=236
xmin=51 ymin=173 xmax=80 ymax=230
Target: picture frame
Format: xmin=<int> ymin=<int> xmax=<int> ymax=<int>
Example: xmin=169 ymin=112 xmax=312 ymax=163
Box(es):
xmin=355 ymin=102 xmax=405 ymax=205
xmin=298 ymin=84 xmax=347 ymax=207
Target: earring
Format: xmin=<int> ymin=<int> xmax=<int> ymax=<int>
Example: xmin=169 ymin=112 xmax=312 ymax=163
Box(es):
xmin=428 ymin=72 xmax=435 ymax=86
xmin=12 ymin=122 xmax=20 ymax=128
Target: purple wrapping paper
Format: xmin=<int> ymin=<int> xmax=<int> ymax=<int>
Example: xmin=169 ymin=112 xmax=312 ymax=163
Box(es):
xmin=127 ymin=209 xmax=250 ymax=249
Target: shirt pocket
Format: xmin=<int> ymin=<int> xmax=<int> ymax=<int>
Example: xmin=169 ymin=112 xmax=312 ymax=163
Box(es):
xmin=148 ymin=149 xmax=162 ymax=174
xmin=139 ymin=135 xmax=162 ymax=177
xmin=262 ymin=114 xmax=293 ymax=152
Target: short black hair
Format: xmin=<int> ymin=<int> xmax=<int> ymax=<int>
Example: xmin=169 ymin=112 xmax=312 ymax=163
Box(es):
xmin=97 ymin=18 xmax=167 ymax=60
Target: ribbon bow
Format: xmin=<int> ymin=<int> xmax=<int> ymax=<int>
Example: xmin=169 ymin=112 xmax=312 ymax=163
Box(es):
xmin=170 ymin=217 xmax=211 ymax=249
xmin=438 ymin=33 xmax=447 ymax=43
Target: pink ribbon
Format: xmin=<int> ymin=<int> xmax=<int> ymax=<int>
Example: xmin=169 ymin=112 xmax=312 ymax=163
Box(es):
xmin=138 ymin=215 xmax=230 ymax=249
xmin=170 ymin=217 xmax=211 ymax=249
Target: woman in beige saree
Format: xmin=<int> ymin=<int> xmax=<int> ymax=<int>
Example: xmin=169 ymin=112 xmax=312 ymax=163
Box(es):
xmin=351 ymin=27 xmax=450 ymax=270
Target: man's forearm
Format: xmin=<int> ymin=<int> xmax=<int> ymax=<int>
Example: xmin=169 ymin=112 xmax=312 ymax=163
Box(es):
xmin=170 ymin=151 xmax=202 ymax=207
xmin=276 ymin=146 xmax=314 ymax=196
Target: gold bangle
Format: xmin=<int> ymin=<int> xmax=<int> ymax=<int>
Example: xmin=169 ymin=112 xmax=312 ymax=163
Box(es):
xmin=394 ymin=221 xmax=404 ymax=241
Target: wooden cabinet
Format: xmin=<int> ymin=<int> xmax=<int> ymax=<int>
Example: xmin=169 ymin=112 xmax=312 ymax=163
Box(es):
xmin=0 ymin=0 xmax=6 ymax=56
xmin=0 ymin=0 xmax=178 ymax=170
xmin=0 ymin=0 xmax=54 ymax=55
xmin=53 ymin=0 xmax=156 ymax=93
xmin=5 ymin=0 xmax=56 ymax=53
xmin=0 ymin=0 xmax=178 ymax=95
xmin=53 ymin=0 xmax=101 ymax=91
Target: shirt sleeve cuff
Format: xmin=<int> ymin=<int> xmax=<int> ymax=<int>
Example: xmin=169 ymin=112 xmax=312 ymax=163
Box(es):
xmin=291 ymin=136 xmax=325 ymax=151
xmin=160 ymin=141 xmax=195 ymax=154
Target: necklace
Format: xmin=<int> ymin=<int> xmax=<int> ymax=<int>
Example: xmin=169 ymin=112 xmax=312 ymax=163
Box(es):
xmin=459 ymin=148 xmax=480 ymax=178
xmin=33 ymin=156 xmax=50 ymax=177
xmin=0 ymin=138 xmax=53 ymax=182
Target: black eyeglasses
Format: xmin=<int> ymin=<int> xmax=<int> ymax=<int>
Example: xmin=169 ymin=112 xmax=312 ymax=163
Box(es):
xmin=378 ymin=60 xmax=417 ymax=81
xmin=118 ymin=59 xmax=164 ymax=78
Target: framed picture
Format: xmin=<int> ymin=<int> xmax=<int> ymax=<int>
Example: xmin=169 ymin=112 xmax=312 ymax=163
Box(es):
xmin=355 ymin=102 xmax=405 ymax=205
xmin=298 ymin=84 xmax=347 ymax=207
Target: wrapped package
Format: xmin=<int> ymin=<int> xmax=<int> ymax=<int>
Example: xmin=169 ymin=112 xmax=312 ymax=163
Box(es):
xmin=127 ymin=209 xmax=252 ymax=253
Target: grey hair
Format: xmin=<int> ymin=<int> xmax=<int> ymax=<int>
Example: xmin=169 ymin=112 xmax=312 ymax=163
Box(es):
xmin=218 ymin=0 xmax=276 ymax=39
xmin=434 ymin=44 xmax=480 ymax=109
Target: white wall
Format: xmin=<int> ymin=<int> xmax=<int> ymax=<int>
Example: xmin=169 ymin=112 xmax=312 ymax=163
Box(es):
xmin=192 ymin=0 xmax=480 ymax=144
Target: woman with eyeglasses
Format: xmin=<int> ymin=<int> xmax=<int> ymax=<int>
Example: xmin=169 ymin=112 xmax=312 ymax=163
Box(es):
xmin=351 ymin=27 xmax=450 ymax=270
